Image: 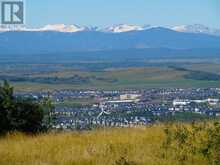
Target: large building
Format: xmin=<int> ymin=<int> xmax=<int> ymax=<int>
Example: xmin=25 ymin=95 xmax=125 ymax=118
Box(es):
xmin=120 ymin=94 xmax=141 ymax=101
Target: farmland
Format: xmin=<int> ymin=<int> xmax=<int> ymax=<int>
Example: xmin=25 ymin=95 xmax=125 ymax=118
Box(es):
xmin=0 ymin=61 xmax=220 ymax=92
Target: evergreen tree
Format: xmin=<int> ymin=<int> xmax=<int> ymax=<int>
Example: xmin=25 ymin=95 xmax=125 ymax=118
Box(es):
xmin=0 ymin=81 xmax=51 ymax=134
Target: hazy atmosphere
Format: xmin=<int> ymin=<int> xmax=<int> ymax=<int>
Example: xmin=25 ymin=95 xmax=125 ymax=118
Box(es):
xmin=1 ymin=1 xmax=220 ymax=165
xmin=26 ymin=0 xmax=220 ymax=28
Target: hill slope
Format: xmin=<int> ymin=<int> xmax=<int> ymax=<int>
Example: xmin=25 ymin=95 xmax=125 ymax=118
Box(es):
xmin=0 ymin=123 xmax=215 ymax=165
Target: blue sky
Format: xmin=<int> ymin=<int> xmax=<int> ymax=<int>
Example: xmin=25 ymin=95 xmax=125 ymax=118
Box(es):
xmin=26 ymin=0 xmax=220 ymax=28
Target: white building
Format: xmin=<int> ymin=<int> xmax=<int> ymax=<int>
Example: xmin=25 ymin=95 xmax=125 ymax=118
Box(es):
xmin=173 ymin=99 xmax=190 ymax=106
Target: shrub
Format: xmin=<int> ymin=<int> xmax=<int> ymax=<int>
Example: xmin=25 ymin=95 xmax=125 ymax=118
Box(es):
xmin=163 ymin=121 xmax=220 ymax=165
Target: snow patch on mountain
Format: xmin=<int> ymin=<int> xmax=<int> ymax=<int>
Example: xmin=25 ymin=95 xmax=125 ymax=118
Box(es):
xmin=38 ymin=24 xmax=86 ymax=32
xmin=0 ymin=24 xmax=88 ymax=33
xmin=0 ymin=24 xmax=220 ymax=36
xmin=102 ymin=24 xmax=152 ymax=33
xmin=172 ymin=24 xmax=220 ymax=36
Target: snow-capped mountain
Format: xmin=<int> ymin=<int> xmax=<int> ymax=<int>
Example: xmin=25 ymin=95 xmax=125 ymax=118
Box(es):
xmin=0 ymin=24 xmax=151 ymax=33
xmin=0 ymin=24 xmax=89 ymax=33
xmin=102 ymin=24 xmax=152 ymax=33
xmin=0 ymin=25 xmax=220 ymax=58
xmin=172 ymin=24 xmax=220 ymax=36
xmin=0 ymin=26 xmax=26 ymax=32
xmin=38 ymin=24 xmax=86 ymax=32
xmin=0 ymin=24 xmax=220 ymax=36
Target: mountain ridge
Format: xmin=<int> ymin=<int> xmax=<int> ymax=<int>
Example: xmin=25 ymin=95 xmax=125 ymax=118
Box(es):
xmin=0 ymin=26 xmax=220 ymax=58
xmin=1 ymin=24 xmax=220 ymax=36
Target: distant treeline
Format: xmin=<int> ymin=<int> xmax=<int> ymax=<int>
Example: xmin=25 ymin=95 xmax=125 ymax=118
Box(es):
xmin=185 ymin=71 xmax=220 ymax=81
xmin=0 ymin=75 xmax=117 ymax=84
xmin=170 ymin=66 xmax=220 ymax=81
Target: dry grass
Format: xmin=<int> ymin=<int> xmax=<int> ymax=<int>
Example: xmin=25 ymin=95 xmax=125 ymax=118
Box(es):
xmin=0 ymin=125 xmax=208 ymax=165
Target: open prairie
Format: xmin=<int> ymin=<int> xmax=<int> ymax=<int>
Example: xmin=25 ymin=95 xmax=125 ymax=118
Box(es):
xmin=1 ymin=62 xmax=220 ymax=92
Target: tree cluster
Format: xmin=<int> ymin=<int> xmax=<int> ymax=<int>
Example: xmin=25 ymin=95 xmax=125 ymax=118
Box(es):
xmin=0 ymin=81 xmax=52 ymax=134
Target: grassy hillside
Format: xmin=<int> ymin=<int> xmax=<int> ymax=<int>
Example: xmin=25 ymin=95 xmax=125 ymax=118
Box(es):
xmin=1 ymin=122 xmax=217 ymax=165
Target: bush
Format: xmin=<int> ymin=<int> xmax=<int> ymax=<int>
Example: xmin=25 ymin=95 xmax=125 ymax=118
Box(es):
xmin=163 ymin=121 xmax=220 ymax=165
xmin=0 ymin=81 xmax=46 ymax=134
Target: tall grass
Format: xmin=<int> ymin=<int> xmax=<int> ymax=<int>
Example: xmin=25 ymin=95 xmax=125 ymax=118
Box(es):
xmin=0 ymin=124 xmax=210 ymax=165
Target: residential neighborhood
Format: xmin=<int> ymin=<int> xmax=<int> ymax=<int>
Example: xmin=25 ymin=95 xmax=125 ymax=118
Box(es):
xmin=15 ymin=88 xmax=220 ymax=130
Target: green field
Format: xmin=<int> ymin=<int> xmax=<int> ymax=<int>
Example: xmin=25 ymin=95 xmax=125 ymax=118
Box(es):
xmin=1 ymin=62 xmax=220 ymax=92
xmin=184 ymin=63 xmax=220 ymax=74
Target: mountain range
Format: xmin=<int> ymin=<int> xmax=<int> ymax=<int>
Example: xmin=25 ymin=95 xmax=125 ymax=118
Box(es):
xmin=1 ymin=24 xmax=220 ymax=35
xmin=0 ymin=24 xmax=220 ymax=60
